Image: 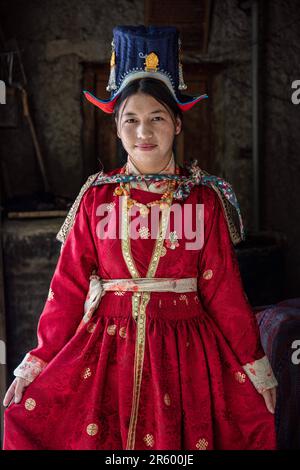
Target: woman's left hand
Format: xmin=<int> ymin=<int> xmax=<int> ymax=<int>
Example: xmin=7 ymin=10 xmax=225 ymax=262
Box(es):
xmin=261 ymin=387 xmax=277 ymax=414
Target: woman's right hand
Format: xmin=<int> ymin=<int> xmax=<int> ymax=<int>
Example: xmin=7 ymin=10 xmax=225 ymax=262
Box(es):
xmin=2 ymin=377 xmax=31 ymax=407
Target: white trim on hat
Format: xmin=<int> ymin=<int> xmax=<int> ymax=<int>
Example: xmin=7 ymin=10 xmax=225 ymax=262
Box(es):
xmin=112 ymin=70 xmax=178 ymax=100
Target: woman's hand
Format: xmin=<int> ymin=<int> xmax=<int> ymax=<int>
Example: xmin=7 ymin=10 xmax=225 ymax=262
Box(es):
xmin=261 ymin=387 xmax=277 ymax=414
xmin=2 ymin=377 xmax=31 ymax=407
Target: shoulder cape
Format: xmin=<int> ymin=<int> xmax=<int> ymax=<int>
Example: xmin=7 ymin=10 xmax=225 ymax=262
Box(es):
xmin=56 ymin=160 xmax=244 ymax=246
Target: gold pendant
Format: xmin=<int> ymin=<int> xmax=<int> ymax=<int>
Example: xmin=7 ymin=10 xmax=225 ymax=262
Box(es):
xmin=127 ymin=199 xmax=135 ymax=208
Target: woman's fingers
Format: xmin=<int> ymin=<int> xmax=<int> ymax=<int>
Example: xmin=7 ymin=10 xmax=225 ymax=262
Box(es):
xmin=2 ymin=379 xmax=17 ymax=407
xmin=14 ymin=378 xmax=30 ymax=403
xmin=270 ymin=386 xmax=277 ymax=409
xmin=2 ymin=378 xmax=31 ymax=407
xmin=262 ymin=388 xmax=276 ymax=414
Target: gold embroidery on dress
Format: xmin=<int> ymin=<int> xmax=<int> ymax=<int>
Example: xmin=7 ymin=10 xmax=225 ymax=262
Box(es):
xmin=47 ymin=287 xmax=54 ymax=301
xmin=138 ymin=226 xmax=150 ymax=239
xmin=179 ymin=294 xmax=188 ymax=305
xmin=164 ymin=393 xmax=171 ymax=406
xmin=123 ymin=197 xmax=173 ymax=450
xmin=56 ymin=172 xmax=101 ymax=245
xmin=234 ymin=371 xmax=246 ymax=383
xmin=160 ymin=245 xmax=167 ymax=257
xmin=106 ymin=201 xmax=116 ymax=212
xmin=119 ymin=326 xmax=127 ymax=338
xmin=87 ymin=322 xmax=96 ymax=333
xmin=25 ymin=398 xmax=36 ymax=411
xmin=127 ymin=291 xmax=150 ymax=450
xmin=203 ymin=269 xmax=213 ymax=280
xmin=121 ymin=196 xmax=140 ymax=279
xmin=143 ymin=433 xmax=155 ymax=447
xmin=196 ymin=438 xmax=208 ymax=450
xmin=86 ymin=423 xmax=98 ymax=436
xmin=132 ymin=292 xmax=142 ymax=322
xmin=147 ymin=206 xmax=171 ymax=278
xmin=107 ymin=324 xmax=117 ymax=335
xmin=82 ymin=367 xmax=92 ymax=379
xmin=197 ymin=168 xmax=242 ymax=245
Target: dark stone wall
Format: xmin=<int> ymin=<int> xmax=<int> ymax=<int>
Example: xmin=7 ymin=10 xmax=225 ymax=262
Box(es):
xmin=262 ymin=0 xmax=300 ymax=297
xmin=0 ymin=0 xmax=144 ymax=199
xmin=189 ymin=0 xmax=300 ymax=297
xmin=2 ymin=218 xmax=62 ymax=382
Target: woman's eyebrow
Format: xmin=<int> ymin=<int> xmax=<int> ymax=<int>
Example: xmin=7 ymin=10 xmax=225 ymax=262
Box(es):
xmin=122 ymin=109 xmax=166 ymax=116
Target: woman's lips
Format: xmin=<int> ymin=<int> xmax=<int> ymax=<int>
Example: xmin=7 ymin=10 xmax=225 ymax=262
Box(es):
xmin=136 ymin=145 xmax=157 ymax=151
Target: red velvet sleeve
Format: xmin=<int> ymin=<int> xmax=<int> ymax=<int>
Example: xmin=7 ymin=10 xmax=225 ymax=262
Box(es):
xmin=198 ymin=187 xmax=265 ymax=366
xmin=13 ymin=189 xmax=98 ymax=382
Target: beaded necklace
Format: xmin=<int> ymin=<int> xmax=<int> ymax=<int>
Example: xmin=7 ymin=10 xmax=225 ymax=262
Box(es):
xmin=113 ymin=163 xmax=180 ymax=217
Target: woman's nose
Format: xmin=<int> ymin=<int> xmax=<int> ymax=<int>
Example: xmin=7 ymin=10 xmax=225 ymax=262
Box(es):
xmin=137 ymin=122 xmax=153 ymax=139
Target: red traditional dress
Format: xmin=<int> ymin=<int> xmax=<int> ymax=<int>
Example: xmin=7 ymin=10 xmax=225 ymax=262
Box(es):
xmin=3 ymin=156 xmax=277 ymax=450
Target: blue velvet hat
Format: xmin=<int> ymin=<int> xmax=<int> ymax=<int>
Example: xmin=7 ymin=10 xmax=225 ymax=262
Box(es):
xmin=83 ymin=25 xmax=208 ymax=114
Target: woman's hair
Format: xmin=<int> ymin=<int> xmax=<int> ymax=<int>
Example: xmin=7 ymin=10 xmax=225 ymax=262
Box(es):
xmin=113 ymin=77 xmax=183 ymax=129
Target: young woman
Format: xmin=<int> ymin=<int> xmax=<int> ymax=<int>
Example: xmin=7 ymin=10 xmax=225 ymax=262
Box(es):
xmin=3 ymin=26 xmax=277 ymax=450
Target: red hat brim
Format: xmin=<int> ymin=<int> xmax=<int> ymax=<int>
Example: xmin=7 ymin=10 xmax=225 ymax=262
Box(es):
xmin=83 ymin=90 xmax=208 ymax=114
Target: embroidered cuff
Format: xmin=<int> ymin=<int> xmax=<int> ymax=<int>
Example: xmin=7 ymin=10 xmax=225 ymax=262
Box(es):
xmin=242 ymin=355 xmax=278 ymax=393
xmin=13 ymin=353 xmax=48 ymax=383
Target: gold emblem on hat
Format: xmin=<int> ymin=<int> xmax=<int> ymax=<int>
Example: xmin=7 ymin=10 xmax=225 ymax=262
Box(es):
xmin=144 ymin=52 xmax=159 ymax=72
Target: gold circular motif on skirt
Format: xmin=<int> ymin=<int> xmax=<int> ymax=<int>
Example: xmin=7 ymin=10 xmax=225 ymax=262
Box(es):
xmin=196 ymin=438 xmax=208 ymax=450
xmin=119 ymin=326 xmax=127 ymax=338
xmin=82 ymin=367 xmax=92 ymax=379
xmin=143 ymin=433 xmax=155 ymax=447
xmin=160 ymin=246 xmax=167 ymax=257
xmin=86 ymin=423 xmax=99 ymax=436
xmin=87 ymin=322 xmax=96 ymax=333
xmin=25 ymin=398 xmax=36 ymax=411
xmin=234 ymin=371 xmax=246 ymax=383
xmin=203 ymin=269 xmax=213 ymax=280
xmin=164 ymin=393 xmax=171 ymax=406
xmin=107 ymin=324 xmax=117 ymax=335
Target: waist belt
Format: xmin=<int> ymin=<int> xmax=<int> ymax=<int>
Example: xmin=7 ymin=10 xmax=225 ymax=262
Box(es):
xmin=77 ymin=276 xmax=198 ymax=330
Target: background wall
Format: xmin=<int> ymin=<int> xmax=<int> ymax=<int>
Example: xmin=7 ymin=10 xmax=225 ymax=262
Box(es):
xmin=0 ymin=0 xmax=144 ymax=198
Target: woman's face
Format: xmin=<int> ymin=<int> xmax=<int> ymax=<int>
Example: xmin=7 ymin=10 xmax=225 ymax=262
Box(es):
xmin=115 ymin=92 xmax=182 ymax=172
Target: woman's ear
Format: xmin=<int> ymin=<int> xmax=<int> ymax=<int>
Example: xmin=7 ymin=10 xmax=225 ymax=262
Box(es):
xmin=115 ymin=117 xmax=121 ymax=139
xmin=174 ymin=116 xmax=182 ymax=135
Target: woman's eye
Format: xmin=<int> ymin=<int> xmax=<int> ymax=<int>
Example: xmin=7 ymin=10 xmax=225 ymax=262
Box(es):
xmin=124 ymin=117 xmax=163 ymax=123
